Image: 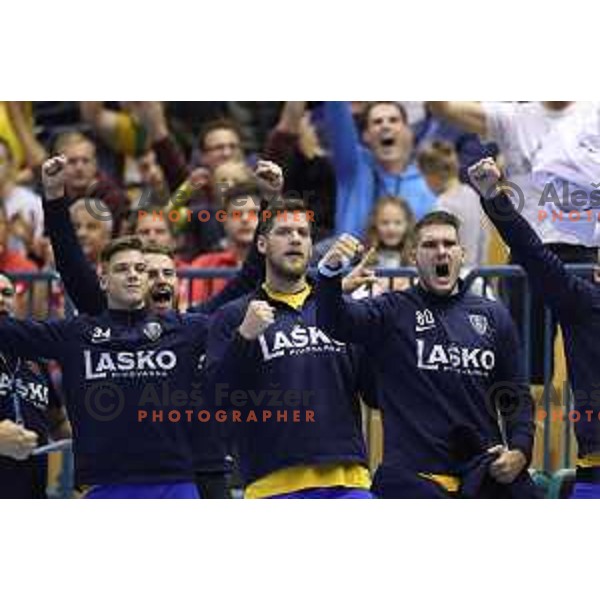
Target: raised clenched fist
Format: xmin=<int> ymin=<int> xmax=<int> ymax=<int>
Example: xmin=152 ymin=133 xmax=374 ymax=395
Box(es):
xmin=468 ymin=158 xmax=503 ymax=200
xmin=254 ymin=160 xmax=284 ymax=194
xmin=320 ymin=233 xmax=364 ymax=273
xmin=238 ymin=300 xmax=276 ymax=340
xmin=41 ymin=155 xmax=68 ymax=201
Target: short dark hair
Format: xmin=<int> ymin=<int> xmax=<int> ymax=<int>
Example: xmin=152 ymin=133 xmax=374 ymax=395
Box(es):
xmin=198 ymin=118 xmax=242 ymax=151
xmin=220 ymin=181 xmax=263 ymax=210
xmin=143 ymin=241 xmax=175 ymax=260
xmin=131 ymin=208 xmax=176 ymax=237
xmin=0 ymin=136 xmax=14 ymax=163
xmin=414 ymin=211 xmax=461 ymax=241
xmin=360 ymin=102 xmax=408 ymax=132
xmin=100 ymin=235 xmax=145 ymax=264
xmin=416 ymin=140 xmax=459 ymax=177
xmin=257 ymin=196 xmax=312 ymax=237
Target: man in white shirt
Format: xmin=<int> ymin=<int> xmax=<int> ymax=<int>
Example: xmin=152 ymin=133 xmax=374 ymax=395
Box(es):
xmin=417 ymin=140 xmax=489 ymax=271
xmin=427 ymin=102 xmax=600 ymax=384
xmin=427 ymin=101 xmax=600 ymax=246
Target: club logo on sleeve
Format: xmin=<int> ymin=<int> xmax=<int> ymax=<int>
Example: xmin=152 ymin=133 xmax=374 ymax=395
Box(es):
xmin=468 ymin=314 xmax=489 ymax=336
xmin=258 ymin=325 xmax=346 ymax=362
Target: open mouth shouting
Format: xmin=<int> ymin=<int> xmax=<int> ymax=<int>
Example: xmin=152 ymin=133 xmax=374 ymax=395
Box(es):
xmin=430 ymin=262 xmax=454 ymax=290
xmin=150 ymin=284 xmax=174 ymax=310
xmin=380 ymin=134 xmax=396 ymax=148
xmin=435 ymin=263 xmax=450 ymax=278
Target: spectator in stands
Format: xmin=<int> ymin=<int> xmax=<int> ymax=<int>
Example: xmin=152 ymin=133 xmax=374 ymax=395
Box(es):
xmin=343 ymin=196 xmax=415 ymax=298
xmin=54 ymin=131 xmax=129 ymax=234
xmin=321 ymin=101 xmax=436 ymax=238
xmin=264 ymin=101 xmax=336 ymax=241
xmin=211 ymin=159 xmax=253 ymax=202
xmin=0 ymin=203 xmax=37 ymax=272
xmin=0 ymin=203 xmax=42 ymax=316
xmin=0 ymin=137 xmax=44 ymax=255
xmin=187 ymin=182 xmax=261 ymax=304
xmin=366 ymin=195 xmax=415 ymax=292
xmin=132 ymin=210 xmax=176 ymax=252
xmin=69 ymin=199 xmax=112 ymax=266
xmin=426 ymin=101 xmax=599 ymax=383
xmin=417 ymin=140 xmax=489 ymax=271
xmin=198 ymin=118 xmax=244 ymax=171
xmin=127 ymin=103 xmax=245 ymax=256
xmin=425 ymin=102 xmax=600 ymax=251
xmin=136 ymin=149 xmax=169 ymax=206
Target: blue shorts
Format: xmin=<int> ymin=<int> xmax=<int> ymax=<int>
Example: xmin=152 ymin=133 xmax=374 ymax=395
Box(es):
xmin=84 ymin=482 xmax=200 ymax=499
xmin=268 ymin=486 xmax=373 ymax=499
xmin=570 ymin=483 xmax=600 ymax=499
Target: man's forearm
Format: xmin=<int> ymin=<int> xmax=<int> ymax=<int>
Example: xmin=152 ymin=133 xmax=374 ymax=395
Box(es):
xmin=322 ymin=101 xmax=360 ymax=179
xmin=425 ymin=101 xmax=488 ymax=137
xmin=44 ymin=200 xmax=106 ymax=315
xmin=152 ymin=136 xmax=190 ymax=192
xmin=481 ymin=191 xmax=595 ymax=316
xmin=276 ymin=101 xmax=306 ymax=135
xmin=315 ymin=273 xmax=367 ymax=343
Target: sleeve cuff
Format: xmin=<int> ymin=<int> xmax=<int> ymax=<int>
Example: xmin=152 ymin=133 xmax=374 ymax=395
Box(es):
xmin=317 ymin=256 xmax=350 ymax=278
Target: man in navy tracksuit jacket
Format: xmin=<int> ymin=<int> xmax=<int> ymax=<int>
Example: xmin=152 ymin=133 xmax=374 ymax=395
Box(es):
xmin=315 ymin=213 xmax=537 ymax=498
xmin=0 ymin=232 xmax=209 ymax=499
xmin=469 ymin=158 xmax=600 ymax=499
xmin=41 ymin=158 xmax=274 ymax=498
xmin=0 ymin=273 xmax=70 ymax=498
xmin=206 ymin=197 xmax=371 ymax=499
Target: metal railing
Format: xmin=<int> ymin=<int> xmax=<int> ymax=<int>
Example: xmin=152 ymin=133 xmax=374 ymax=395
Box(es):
xmin=8 ymin=264 xmax=592 ymax=494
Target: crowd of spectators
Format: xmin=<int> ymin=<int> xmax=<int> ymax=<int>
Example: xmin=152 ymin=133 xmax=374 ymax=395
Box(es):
xmin=2 ymin=100 xmax=598 ymax=325
xmin=0 ymin=101 xmax=493 ymax=315
xmin=3 ymin=100 xmax=600 ymax=493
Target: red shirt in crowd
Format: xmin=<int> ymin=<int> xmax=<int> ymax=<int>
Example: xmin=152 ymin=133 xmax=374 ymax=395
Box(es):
xmin=0 ymin=250 xmax=38 ymax=294
xmin=186 ymin=250 xmax=239 ymax=304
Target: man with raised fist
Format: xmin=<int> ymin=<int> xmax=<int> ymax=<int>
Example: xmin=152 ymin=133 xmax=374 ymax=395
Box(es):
xmin=40 ymin=156 xmax=276 ymax=498
xmin=427 ymin=102 xmax=600 ymax=388
xmin=0 ymin=156 xmax=229 ymax=499
xmin=468 ymin=157 xmax=600 ymax=499
xmin=206 ymin=196 xmax=373 ymax=499
xmin=315 ymin=215 xmax=537 ymax=498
